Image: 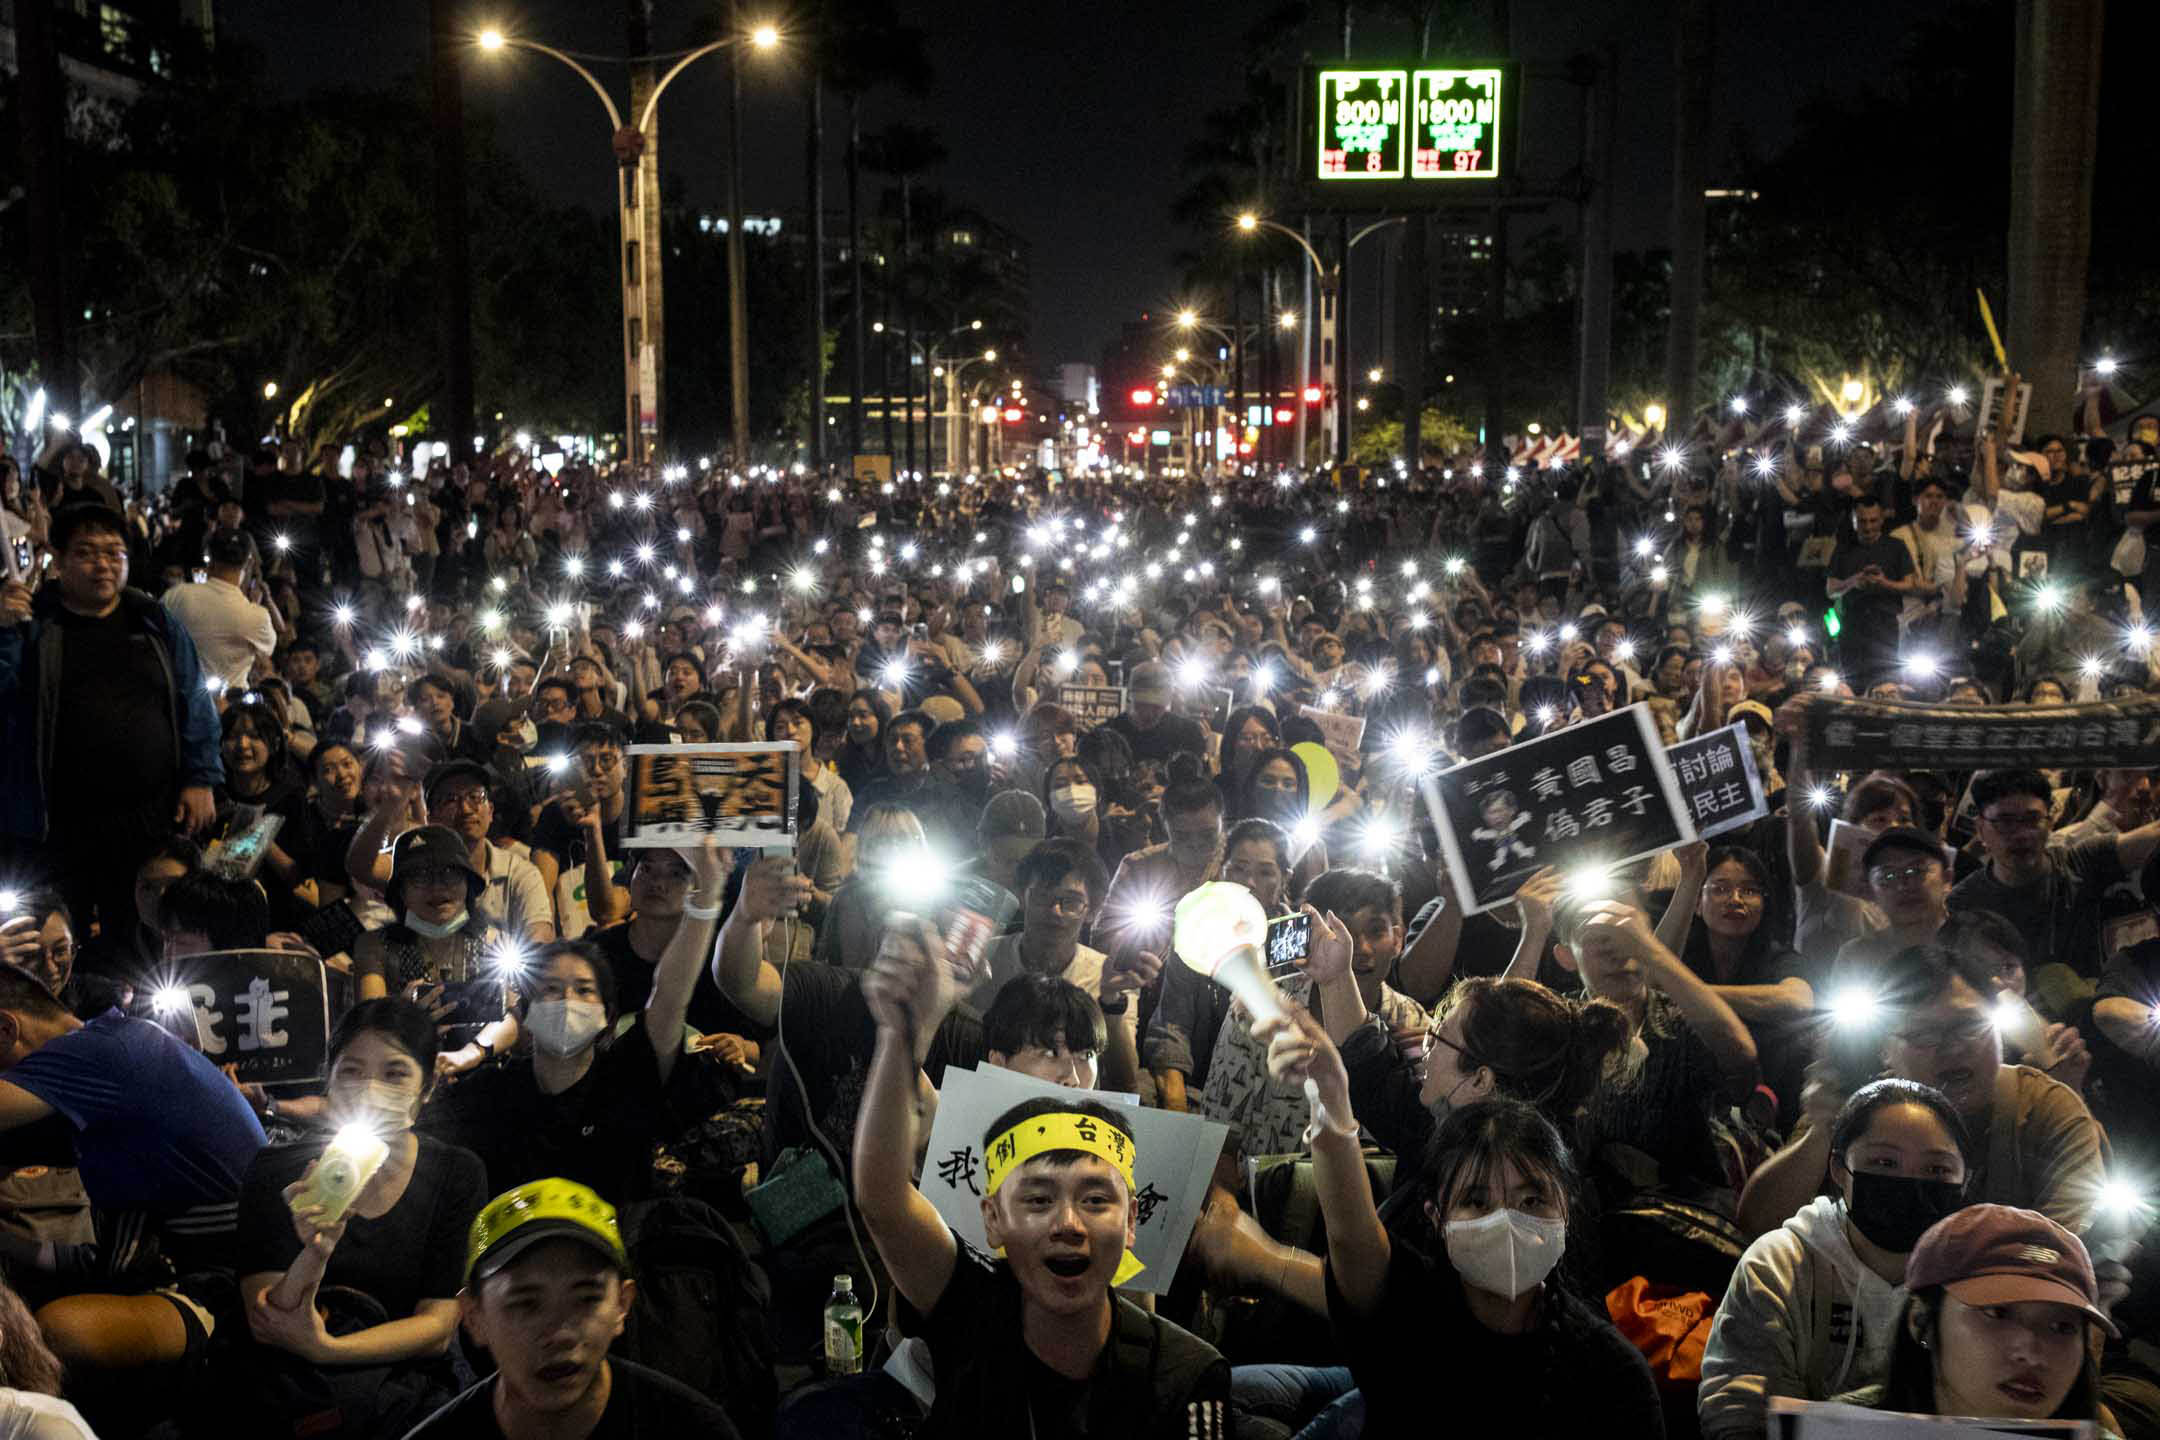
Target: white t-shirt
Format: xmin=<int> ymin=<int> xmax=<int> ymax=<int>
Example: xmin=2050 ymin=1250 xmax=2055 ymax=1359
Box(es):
xmin=0 ymin=1392 xmax=96 ymax=1440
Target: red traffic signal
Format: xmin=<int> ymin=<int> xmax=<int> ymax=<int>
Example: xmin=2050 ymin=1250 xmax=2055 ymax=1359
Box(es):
xmin=1128 ymin=388 xmax=1156 ymax=407
xmin=1302 ymin=385 xmax=1324 ymax=404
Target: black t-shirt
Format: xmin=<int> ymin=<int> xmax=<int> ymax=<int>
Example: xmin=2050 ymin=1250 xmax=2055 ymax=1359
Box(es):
xmin=530 ymin=805 xmax=626 ymax=878
xmin=51 ymin=603 xmax=178 ymax=825
xmin=1326 ymin=1237 xmax=1661 ymax=1439
xmin=1104 ymin=711 xmax=1209 ymax=768
xmin=425 ymin=1026 xmax=681 ymax=1206
xmin=587 ymin=921 xmax=768 ymax=1040
xmin=765 ymin=964 xmax=981 ymax=1175
xmin=1947 ymin=840 xmax=2123 ymax=979
xmin=918 ymin=1239 xmax=1228 ymax=1438
xmin=236 ymin=1134 xmax=485 ymax=1318
xmin=402 ymin=1357 xmax=741 ymax=1440
xmin=1829 ymin=534 xmax=1914 ymax=638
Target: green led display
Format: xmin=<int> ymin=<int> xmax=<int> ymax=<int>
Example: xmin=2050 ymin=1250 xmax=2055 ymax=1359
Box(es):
xmin=1316 ymin=70 xmax=1406 ymax=180
xmin=1411 ymin=68 xmax=1502 ymax=179
xmin=1314 ymin=65 xmax=1504 ymax=184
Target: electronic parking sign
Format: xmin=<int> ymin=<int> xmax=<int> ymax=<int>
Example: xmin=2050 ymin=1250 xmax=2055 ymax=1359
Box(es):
xmin=1317 ymin=70 xmax=1406 ymax=180
xmin=1309 ymin=63 xmax=1511 ymax=200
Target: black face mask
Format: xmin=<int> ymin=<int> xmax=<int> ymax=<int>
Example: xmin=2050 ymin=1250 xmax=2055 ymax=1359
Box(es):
xmin=1259 ymin=789 xmax=1303 ymax=824
xmin=1846 ymin=1171 xmax=1964 ymax=1253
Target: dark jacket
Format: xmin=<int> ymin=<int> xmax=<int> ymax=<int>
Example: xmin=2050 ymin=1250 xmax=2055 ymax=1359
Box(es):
xmin=0 ymin=583 xmax=225 ymax=839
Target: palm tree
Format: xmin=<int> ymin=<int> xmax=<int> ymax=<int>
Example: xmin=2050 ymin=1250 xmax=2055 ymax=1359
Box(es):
xmin=861 ymin=123 xmax=946 ymax=473
xmin=2006 ymin=0 xmax=2105 ymax=432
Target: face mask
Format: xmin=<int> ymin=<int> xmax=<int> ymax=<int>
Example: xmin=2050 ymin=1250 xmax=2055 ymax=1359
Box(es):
xmin=1444 ymin=1207 xmax=1567 ymax=1298
xmin=1845 ymin=1171 xmax=1964 ymax=1253
xmin=1260 ymin=789 xmax=1303 ymax=824
xmin=952 ymin=761 xmax=991 ymax=798
xmin=403 ymin=908 xmax=469 ymax=940
xmin=526 ymin=999 xmax=609 ymax=1058
xmin=511 ymin=718 xmax=538 ymax=752
xmin=339 ymin=1078 xmax=419 ymax=1133
xmin=1051 ymin=784 xmax=1097 ymax=822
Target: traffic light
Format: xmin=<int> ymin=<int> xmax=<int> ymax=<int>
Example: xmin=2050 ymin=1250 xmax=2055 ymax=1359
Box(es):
xmin=1129 ymin=388 xmax=1156 ymax=407
xmin=1302 ymin=385 xmax=1325 ymax=404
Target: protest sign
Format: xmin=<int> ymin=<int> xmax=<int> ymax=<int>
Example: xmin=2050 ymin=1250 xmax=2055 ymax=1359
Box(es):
xmin=1055 ymin=685 xmax=1127 ymax=730
xmin=1299 ymin=705 xmax=1367 ymax=770
xmin=2106 ymin=456 xmax=2157 ymax=513
xmin=1424 ymin=705 xmax=1695 ymax=915
xmin=623 ymin=742 xmax=798 ymax=848
xmin=918 ymin=1062 xmax=1225 ymax=1296
xmin=1977 ymin=374 xmax=2034 ymax=447
xmin=161 ymin=949 xmax=330 ymax=1088
xmin=1769 ymin=1395 xmax=2092 ymax=1437
xmin=1665 ymin=722 xmax=1767 ymax=839
xmin=1800 ymin=695 xmax=2160 ymax=772
xmin=1797 ymin=535 xmax=1838 ymax=569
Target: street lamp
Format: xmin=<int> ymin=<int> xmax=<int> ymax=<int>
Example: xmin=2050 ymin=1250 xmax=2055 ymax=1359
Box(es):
xmin=1236 ymin=209 xmax=1404 ymax=467
xmin=477 ymin=19 xmax=779 ymax=466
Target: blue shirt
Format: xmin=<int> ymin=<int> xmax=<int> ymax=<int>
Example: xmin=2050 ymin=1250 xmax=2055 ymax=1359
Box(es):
xmin=7 ymin=1010 xmax=264 ymax=1257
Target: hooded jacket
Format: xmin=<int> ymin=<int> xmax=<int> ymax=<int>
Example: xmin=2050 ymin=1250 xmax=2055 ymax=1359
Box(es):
xmin=1697 ymin=1194 xmax=1909 ymax=1440
xmin=0 ymin=583 xmax=224 ymax=840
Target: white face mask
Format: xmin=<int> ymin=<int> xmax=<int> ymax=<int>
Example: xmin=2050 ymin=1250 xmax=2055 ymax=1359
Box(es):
xmin=338 ymin=1078 xmax=420 ymax=1133
xmin=1050 ymin=784 xmax=1097 ymax=822
xmin=511 ymin=718 xmax=538 ymax=751
xmin=526 ymin=999 xmax=608 ymax=1058
xmin=403 ymin=908 xmax=469 ymax=940
xmin=1444 ymin=1207 xmax=1567 ymax=1298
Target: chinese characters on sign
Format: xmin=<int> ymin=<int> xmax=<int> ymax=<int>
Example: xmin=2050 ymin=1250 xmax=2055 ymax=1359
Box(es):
xmin=1054 ymin=685 xmax=1128 ymax=732
xmin=623 ymin=742 xmax=799 ymax=848
xmin=1424 ymin=705 xmax=1696 ymax=915
xmin=1315 ymin=66 xmax=1504 ymax=183
xmin=1665 ymin=722 xmax=1769 ymax=840
xmin=1801 ymin=696 xmax=2160 ymax=773
xmin=160 ymin=950 xmax=330 ymax=1087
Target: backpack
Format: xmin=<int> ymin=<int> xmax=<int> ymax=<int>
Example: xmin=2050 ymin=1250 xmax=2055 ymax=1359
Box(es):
xmin=616 ymin=1196 xmax=778 ymax=1437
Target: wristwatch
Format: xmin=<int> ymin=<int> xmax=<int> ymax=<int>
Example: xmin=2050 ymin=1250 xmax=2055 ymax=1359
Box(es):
xmin=1098 ymin=996 xmax=1129 ymax=1016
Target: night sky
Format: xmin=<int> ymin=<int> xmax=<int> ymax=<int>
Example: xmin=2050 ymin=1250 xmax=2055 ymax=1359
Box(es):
xmin=219 ymin=0 xmax=1938 ymax=367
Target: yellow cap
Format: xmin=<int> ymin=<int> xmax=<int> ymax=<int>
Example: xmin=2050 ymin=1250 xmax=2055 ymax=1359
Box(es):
xmin=464 ymin=1177 xmax=630 ymax=1287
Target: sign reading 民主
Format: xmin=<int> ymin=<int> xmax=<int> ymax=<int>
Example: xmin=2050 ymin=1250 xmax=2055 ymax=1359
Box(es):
xmin=1665 ymin=722 xmax=1768 ymax=840
xmin=1424 ymin=705 xmax=1695 ymax=915
xmin=161 ymin=949 xmax=330 ymax=1088
xmin=623 ymin=742 xmax=799 ymax=849
xmin=1800 ymin=695 xmax=2160 ymax=773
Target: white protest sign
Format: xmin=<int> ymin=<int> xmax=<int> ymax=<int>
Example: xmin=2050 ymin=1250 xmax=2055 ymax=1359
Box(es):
xmin=1299 ymin=705 xmax=1367 ymax=769
xmin=918 ymin=1062 xmax=1225 ymax=1296
xmin=1769 ymin=1396 xmax=2093 ymax=1437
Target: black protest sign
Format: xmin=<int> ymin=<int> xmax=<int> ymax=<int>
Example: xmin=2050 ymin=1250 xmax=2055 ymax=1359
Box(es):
xmin=2108 ymin=457 xmax=2157 ymax=512
xmin=163 ymin=949 xmax=330 ymax=1087
xmin=1800 ymin=695 xmax=2160 ymax=772
xmin=624 ymin=742 xmax=799 ymax=848
xmin=1055 ymin=685 xmax=1127 ymax=730
xmin=1424 ymin=704 xmax=1696 ymax=915
xmin=1666 ymin=722 xmax=1768 ymax=839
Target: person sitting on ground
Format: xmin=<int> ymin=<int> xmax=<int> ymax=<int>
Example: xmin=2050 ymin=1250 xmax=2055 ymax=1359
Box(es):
xmin=401 ymin=1177 xmax=742 ymax=1440
xmin=851 ymin=914 xmax=1230 ymax=1436
xmin=1699 ymin=1078 xmax=1975 ymax=1439
xmin=234 ymin=998 xmax=485 ymax=1437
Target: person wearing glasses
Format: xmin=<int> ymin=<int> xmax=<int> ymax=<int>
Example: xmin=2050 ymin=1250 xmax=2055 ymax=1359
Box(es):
xmin=0 ymin=505 xmax=225 ymax=947
xmin=1950 ymin=768 xmax=2160 ymax=981
xmin=0 ymin=889 xmax=76 ymax=1005
xmin=526 ymin=724 xmax=629 ymax=933
xmin=1829 ymin=827 xmax=1955 ymax=978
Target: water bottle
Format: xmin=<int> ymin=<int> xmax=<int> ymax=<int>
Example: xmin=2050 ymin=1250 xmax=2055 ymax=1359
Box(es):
xmin=823 ymin=1273 xmax=864 ymax=1375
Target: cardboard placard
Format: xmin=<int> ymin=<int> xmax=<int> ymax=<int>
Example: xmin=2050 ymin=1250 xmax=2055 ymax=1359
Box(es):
xmin=1801 ymin=695 xmax=2160 ymax=772
xmin=1769 ymin=1396 xmax=2093 ymax=1437
xmin=1797 ymin=535 xmax=1839 ymax=569
xmin=1423 ymin=704 xmax=1695 ymax=915
xmin=160 ymin=949 xmax=330 ymax=1088
xmin=1977 ymin=375 xmax=2035 ymax=447
xmin=1666 ymin=722 xmax=1768 ymax=839
xmin=1299 ymin=705 xmax=1367 ymax=769
xmin=622 ymin=742 xmax=799 ymax=848
xmin=918 ymin=1062 xmax=1225 ymax=1296
xmin=1055 ymin=684 xmax=1127 ymax=731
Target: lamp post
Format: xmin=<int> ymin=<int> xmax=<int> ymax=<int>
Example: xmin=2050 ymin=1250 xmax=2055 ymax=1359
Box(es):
xmin=477 ymin=21 xmax=778 ymax=467
xmin=940 ymin=346 xmax=998 ymax=475
xmin=1237 ymin=212 xmax=1402 ymax=469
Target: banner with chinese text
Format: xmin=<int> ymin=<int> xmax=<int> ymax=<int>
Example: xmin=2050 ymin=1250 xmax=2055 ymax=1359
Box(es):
xmin=623 ymin=743 xmax=799 ymax=849
xmin=1666 ymin=722 xmax=1768 ymax=839
xmin=1800 ymin=695 xmax=2160 ymax=772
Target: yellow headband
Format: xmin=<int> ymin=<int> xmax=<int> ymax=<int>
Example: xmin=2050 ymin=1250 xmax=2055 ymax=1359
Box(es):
xmin=983 ymin=1112 xmax=1145 ymax=1287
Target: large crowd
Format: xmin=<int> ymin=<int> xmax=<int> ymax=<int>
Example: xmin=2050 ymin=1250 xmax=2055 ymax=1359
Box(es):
xmin=0 ymin=387 xmax=2151 ymax=1439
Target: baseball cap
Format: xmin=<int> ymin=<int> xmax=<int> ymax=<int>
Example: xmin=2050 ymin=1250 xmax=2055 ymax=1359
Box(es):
xmin=464 ymin=1177 xmax=631 ymax=1287
xmin=422 ymin=759 xmax=493 ymax=805
xmin=979 ymin=789 xmax=1046 ymax=842
xmin=1860 ymin=825 xmax=1948 ymax=875
xmin=1129 ymin=661 xmax=1172 ymax=706
xmin=1905 ymin=1204 xmax=2116 ymax=1336
xmin=1726 ymin=700 xmax=1774 ymax=732
xmin=387 ymin=824 xmax=483 ymax=904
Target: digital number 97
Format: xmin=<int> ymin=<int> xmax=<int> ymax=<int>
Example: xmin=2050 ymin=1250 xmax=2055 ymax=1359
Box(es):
xmin=1452 ymin=149 xmax=1482 ymax=172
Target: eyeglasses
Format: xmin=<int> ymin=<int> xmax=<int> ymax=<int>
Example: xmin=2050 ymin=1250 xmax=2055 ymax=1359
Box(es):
xmin=1889 ymin=1017 xmax=1994 ymax=1053
xmin=1980 ymin=810 xmax=2048 ymax=832
xmin=1867 ymin=863 xmax=1940 ymax=889
xmin=580 ymin=752 xmax=622 ymax=774
xmin=1704 ymin=881 xmax=1765 ymax=902
xmin=436 ymin=786 xmax=491 ymax=811
xmin=1034 ymin=889 xmax=1092 ymax=917
xmin=68 ymin=546 xmax=127 ymax=567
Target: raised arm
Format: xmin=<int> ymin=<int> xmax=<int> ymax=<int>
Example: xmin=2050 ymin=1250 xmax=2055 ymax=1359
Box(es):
xmin=709 ymin=854 xmax=813 ymax=1029
xmin=852 ymin=915 xmax=961 ymax=1315
xmin=1253 ymin=1006 xmax=1390 ymax=1314
xmin=1655 ymin=842 xmax=1708 ymax=954
xmin=644 ymin=838 xmax=730 ymax=1085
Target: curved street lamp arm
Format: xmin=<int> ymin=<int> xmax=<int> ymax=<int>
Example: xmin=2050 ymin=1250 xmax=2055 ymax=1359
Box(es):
xmin=1349 ymin=216 xmax=1408 ymax=250
xmin=638 ymin=38 xmax=732 ymax=134
xmin=505 ymin=38 xmax=626 ymax=133
xmin=1247 ymin=218 xmax=1327 ymax=278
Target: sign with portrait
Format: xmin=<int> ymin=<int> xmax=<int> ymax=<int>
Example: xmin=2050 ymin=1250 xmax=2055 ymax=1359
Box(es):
xmin=918 ymin=1062 xmax=1225 ymax=1296
xmin=1800 ymin=695 xmax=2160 ymax=772
xmin=1423 ymin=704 xmax=1694 ymax=916
xmin=1665 ymin=722 xmax=1767 ymax=839
xmin=159 ymin=949 xmax=330 ymax=1088
xmin=623 ymin=742 xmax=799 ymax=849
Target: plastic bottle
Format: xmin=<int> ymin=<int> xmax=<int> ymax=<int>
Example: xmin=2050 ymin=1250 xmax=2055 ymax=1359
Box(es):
xmin=823 ymin=1273 xmax=864 ymax=1375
